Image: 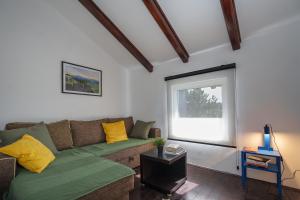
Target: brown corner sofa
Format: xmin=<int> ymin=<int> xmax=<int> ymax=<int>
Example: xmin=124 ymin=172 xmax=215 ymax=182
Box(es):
xmin=0 ymin=116 xmax=161 ymax=200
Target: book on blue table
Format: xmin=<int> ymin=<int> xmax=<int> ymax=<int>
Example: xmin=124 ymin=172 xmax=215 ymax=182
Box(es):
xmin=246 ymin=155 xmax=271 ymax=168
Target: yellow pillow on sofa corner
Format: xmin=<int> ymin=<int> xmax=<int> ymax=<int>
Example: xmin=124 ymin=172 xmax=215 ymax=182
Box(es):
xmin=102 ymin=121 xmax=128 ymax=144
xmin=0 ymin=134 xmax=55 ymax=173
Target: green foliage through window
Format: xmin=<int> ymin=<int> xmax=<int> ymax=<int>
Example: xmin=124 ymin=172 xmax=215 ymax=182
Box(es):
xmin=178 ymin=86 xmax=222 ymax=118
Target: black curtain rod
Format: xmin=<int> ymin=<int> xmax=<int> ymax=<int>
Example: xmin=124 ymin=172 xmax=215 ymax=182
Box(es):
xmin=167 ymin=138 xmax=237 ymax=149
xmin=164 ymin=63 xmax=236 ymax=81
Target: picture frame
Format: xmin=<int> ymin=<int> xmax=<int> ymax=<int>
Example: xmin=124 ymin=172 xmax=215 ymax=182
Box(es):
xmin=62 ymin=61 xmax=102 ymax=96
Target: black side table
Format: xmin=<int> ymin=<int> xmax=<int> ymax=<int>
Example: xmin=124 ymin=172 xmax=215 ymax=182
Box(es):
xmin=140 ymin=149 xmax=187 ymax=198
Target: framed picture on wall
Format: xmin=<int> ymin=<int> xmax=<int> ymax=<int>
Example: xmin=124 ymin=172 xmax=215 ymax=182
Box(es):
xmin=62 ymin=61 xmax=102 ymax=96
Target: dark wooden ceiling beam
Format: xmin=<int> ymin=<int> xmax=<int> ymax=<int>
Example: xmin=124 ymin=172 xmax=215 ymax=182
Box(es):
xmin=143 ymin=0 xmax=189 ymax=63
xmin=220 ymin=0 xmax=241 ymax=50
xmin=79 ymin=0 xmax=154 ymax=72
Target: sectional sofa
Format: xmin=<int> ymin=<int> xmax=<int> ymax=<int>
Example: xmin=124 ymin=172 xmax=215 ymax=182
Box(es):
xmin=0 ymin=117 xmax=161 ymax=200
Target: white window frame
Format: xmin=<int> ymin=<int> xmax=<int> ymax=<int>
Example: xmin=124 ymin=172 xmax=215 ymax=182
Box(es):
xmin=167 ymin=69 xmax=236 ymax=147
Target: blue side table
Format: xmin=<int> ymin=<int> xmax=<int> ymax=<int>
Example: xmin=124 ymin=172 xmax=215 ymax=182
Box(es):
xmin=241 ymin=149 xmax=282 ymax=199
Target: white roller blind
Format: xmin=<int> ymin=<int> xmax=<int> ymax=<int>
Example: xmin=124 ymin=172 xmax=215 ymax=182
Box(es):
xmin=167 ymin=68 xmax=236 ymax=147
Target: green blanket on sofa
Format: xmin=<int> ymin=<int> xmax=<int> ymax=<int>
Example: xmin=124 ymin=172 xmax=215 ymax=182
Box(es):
xmin=4 ymin=149 xmax=135 ymax=200
xmin=78 ymin=138 xmax=155 ymax=157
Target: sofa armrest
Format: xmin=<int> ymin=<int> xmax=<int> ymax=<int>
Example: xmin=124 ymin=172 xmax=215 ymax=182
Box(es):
xmin=0 ymin=153 xmax=16 ymax=195
xmin=148 ymin=128 xmax=161 ymax=138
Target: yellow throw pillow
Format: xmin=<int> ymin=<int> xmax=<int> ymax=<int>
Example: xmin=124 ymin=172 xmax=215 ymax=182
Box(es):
xmin=102 ymin=121 xmax=128 ymax=144
xmin=0 ymin=134 xmax=55 ymax=173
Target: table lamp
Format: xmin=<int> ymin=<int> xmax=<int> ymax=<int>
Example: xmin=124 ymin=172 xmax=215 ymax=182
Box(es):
xmin=258 ymin=124 xmax=273 ymax=151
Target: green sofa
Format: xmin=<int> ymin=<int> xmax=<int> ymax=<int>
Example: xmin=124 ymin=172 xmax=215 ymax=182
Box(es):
xmin=0 ymin=117 xmax=161 ymax=200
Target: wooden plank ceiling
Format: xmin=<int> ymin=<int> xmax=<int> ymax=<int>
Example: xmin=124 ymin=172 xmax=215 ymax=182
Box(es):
xmin=79 ymin=0 xmax=154 ymax=72
xmin=79 ymin=0 xmax=241 ymax=72
xmin=143 ymin=0 xmax=189 ymax=63
xmin=220 ymin=0 xmax=241 ymax=50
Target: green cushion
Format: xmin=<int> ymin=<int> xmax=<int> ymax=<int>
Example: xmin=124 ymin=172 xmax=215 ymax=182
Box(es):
xmin=130 ymin=120 xmax=155 ymax=139
xmin=0 ymin=123 xmax=58 ymax=154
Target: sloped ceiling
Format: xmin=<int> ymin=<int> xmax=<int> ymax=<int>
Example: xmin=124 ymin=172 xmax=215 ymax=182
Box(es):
xmin=47 ymin=0 xmax=300 ymax=69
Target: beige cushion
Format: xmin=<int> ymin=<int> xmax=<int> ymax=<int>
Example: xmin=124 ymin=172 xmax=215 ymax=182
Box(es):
xmin=70 ymin=119 xmax=107 ymax=147
xmin=47 ymin=120 xmax=73 ymax=150
xmin=108 ymin=117 xmax=134 ymax=135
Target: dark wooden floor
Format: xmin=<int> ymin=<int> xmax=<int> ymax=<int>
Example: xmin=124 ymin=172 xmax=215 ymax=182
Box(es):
xmin=130 ymin=164 xmax=300 ymax=200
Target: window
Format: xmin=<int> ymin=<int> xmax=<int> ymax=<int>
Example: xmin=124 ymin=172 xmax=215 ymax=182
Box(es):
xmin=167 ymin=68 xmax=236 ymax=147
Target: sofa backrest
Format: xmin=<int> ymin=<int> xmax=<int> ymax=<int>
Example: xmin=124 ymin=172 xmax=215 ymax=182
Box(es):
xmin=70 ymin=119 xmax=108 ymax=147
xmin=5 ymin=122 xmax=38 ymax=130
xmin=4 ymin=116 xmax=135 ymax=150
xmin=5 ymin=120 xmax=73 ymax=151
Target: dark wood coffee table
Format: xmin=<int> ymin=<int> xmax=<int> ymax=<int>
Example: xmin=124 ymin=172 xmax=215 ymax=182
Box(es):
xmin=140 ymin=149 xmax=187 ymax=197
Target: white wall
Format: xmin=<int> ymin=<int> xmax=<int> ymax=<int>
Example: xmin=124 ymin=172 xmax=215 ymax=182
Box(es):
xmin=129 ymin=15 xmax=300 ymax=189
xmin=0 ymin=0 xmax=129 ymax=129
